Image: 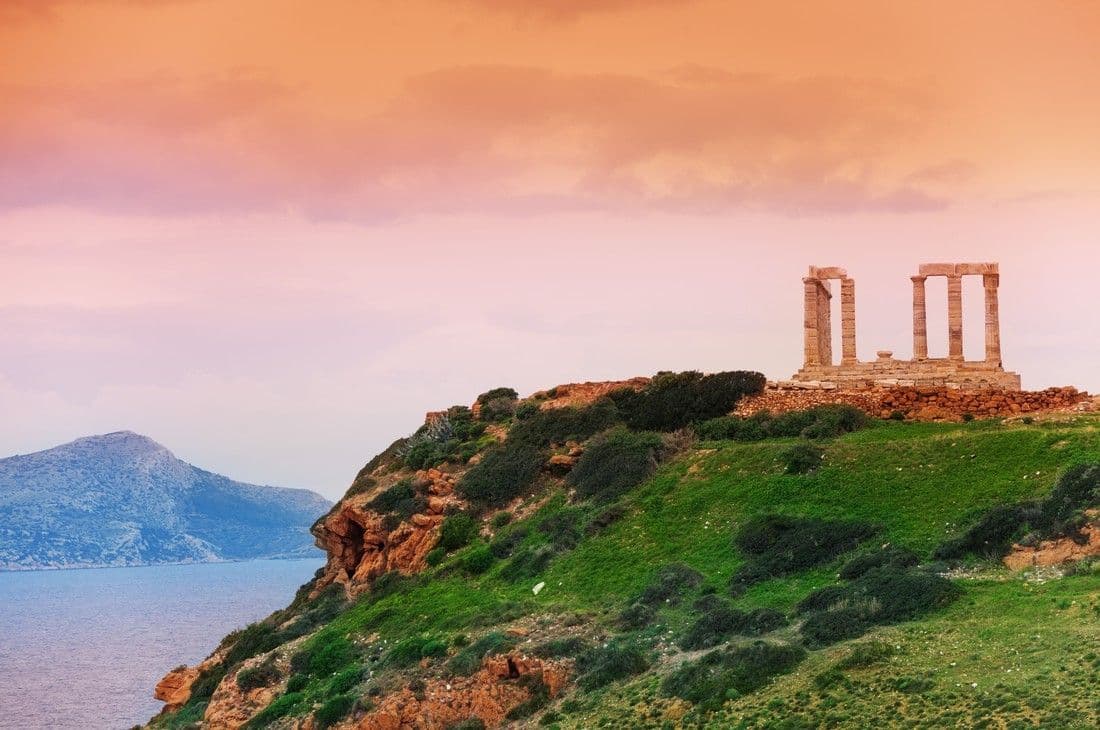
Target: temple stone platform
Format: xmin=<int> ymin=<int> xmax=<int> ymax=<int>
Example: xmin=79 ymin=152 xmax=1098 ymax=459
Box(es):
xmin=791 ymin=262 xmax=1022 ymax=391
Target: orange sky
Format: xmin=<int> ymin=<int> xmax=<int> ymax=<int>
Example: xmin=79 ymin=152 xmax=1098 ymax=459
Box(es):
xmin=2 ymin=1 xmax=1100 ymax=496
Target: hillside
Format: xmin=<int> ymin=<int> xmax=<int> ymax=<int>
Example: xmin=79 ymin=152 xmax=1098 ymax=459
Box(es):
xmin=0 ymin=431 xmax=331 ymax=570
xmin=148 ymin=375 xmax=1100 ymax=729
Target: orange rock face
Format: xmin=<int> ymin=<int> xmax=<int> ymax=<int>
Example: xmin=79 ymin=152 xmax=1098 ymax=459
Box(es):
xmin=312 ymin=469 xmax=465 ymax=597
xmin=1003 ymin=512 xmax=1100 ymax=570
xmin=533 ymin=378 xmax=650 ymax=410
xmin=358 ymin=654 xmax=571 ymax=730
xmin=154 ymin=666 xmax=200 ymax=711
xmin=202 ymin=658 xmax=283 ymax=730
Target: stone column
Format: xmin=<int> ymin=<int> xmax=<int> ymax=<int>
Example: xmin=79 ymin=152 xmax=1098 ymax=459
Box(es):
xmin=817 ymin=282 xmax=833 ymax=367
xmin=983 ymin=273 xmax=1002 ymax=365
xmin=911 ymin=276 xmax=928 ymax=359
xmin=947 ymin=274 xmax=964 ymax=360
xmin=803 ymin=277 xmax=820 ymax=368
xmin=840 ymin=278 xmax=857 ymax=364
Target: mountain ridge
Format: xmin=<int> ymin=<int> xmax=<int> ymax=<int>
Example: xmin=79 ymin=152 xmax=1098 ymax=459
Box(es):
xmin=0 ymin=431 xmax=331 ymax=571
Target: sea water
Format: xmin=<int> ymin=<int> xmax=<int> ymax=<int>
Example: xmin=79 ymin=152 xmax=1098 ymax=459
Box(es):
xmin=0 ymin=558 xmax=324 ymax=729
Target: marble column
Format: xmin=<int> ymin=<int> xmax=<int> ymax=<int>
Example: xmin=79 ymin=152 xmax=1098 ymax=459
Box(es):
xmin=984 ymin=273 xmax=1002 ymax=365
xmin=841 ymin=278 xmax=857 ymax=364
xmin=911 ymin=276 xmax=928 ymax=360
xmin=947 ymin=274 xmax=964 ymax=360
xmin=803 ymin=277 xmax=820 ymax=367
xmin=817 ymin=281 xmax=833 ymax=367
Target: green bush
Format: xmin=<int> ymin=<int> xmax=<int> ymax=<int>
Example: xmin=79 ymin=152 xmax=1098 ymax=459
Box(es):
xmin=488 ymin=526 xmax=528 ymax=559
xmin=507 ymin=400 xmax=620 ymax=450
xmin=679 ymin=596 xmax=787 ymax=650
xmin=223 ymin=622 xmax=282 ymax=669
xmin=457 ymin=443 xmax=543 ymax=508
xmin=661 ymin=641 xmax=806 ymax=711
xmin=609 ymin=370 xmax=765 ymax=431
xmin=537 ymin=508 xmax=585 ymax=551
xmin=236 ymin=659 xmax=280 ymax=691
xmin=839 ymin=547 xmax=920 ymax=580
xmin=567 ymin=429 xmax=664 ymax=502
xmin=532 ymin=637 xmax=590 ymax=658
xmin=326 ymin=664 xmax=363 ymax=695
xmin=386 ymin=636 xmax=448 ymax=667
xmin=439 ymin=513 xmax=479 ymax=553
xmin=586 ymin=504 xmax=627 ymax=535
xmin=445 ymin=719 xmax=487 ymax=730
xmin=515 ymin=401 xmax=541 ymax=420
xmin=462 ymin=544 xmax=494 ymax=574
xmin=617 ymin=601 xmax=657 ymax=630
xmin=500 ymin=545 xmax=554 ymax=581
xmin=576 ymin=641 xmax=650 ymax=690
xmin=696 ymin=405 xmax=869 ymax=441
xmin=190 ymin=664 xmax=227 ymax=699
xmin=246 ymin=691 xmax=306 ymax=728
xmin=798 ymin=567 xmax=961 ymax=647
xmin=730 ymin=515 xmax=878 ymax=592
xmin=490 ymin=511 xmax=513 ymax=528
xmin=314 ymin=693 xmax=356 ymax=729
xmin=368 ymin=479 xmax=425 ymax=520
xmin=835 ymin=641 xmax=896 ymax=670
xmin=291 ymin=634 xmax=357 ymax=678
xmin=781 ymin=442 xmax=824 ymax=475
xmin=934 ymin=504 xmax=1038 ymax=560
xmin=636 ymin=563 xmax=704 ymax=606
xmin=425 ymin=547 xmax=446 ymax=566
xmin=285 ymin=673 xmax=308 ymax=693
xmin=447 ymin=632 xmax=517 ymax=676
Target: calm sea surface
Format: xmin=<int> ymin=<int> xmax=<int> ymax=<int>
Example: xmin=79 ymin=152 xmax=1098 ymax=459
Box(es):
xmin=0 ymin=559 xmax=324 ymax=730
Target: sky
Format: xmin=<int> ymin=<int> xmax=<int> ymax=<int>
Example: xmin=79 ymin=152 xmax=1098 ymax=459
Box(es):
xmin=2 ymin=0 xmax=1099 ymax=499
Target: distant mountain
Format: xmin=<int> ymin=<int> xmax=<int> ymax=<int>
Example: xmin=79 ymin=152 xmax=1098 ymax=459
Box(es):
xmin=0 ymin=431 xmax=332 ymax=570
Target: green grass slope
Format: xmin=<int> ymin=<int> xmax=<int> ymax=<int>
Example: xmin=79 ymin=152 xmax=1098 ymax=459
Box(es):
xmin=151 ymin=392 xmax=1100 ymax=730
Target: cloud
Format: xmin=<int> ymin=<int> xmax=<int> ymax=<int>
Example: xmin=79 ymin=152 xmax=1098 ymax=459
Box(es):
xmin=0 ymin=65 xmax=955 ymax=219
xmin=445 ymin=0 xmax=696 ymax=21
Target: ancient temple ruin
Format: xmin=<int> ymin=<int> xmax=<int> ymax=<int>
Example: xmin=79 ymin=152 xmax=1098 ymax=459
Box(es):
xmin=791 ymin=263 xmax=1021 ymax=390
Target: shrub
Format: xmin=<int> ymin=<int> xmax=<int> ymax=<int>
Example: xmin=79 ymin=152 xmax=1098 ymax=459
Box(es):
xmin=730 ymin=515 xmax=878 ymax=591
xmin=576 ymin=641 xmax=650 ymax=690
xmin=781 ymin=442 xmax=824 ymax=475
xmin=637 ymin=563 xmax=704 ymax=606
xmin=291 ymin=634 xmax=357 ymax=678
xmin=490 ymin=511 xmax=513 ymax=528
xmin=889 ymin=410 xmax=906 ymax=421
xmin=679 ymin=597 xmax=785 ymax=650
xmin=798 ymin=568 xmax=961 ymax=647
xmin=314 ymin=693 xmax=356 ymax=729
xmin=532 ymin=637 xmax=590 ymax=659
xmin=488 ymin=526 xmax=528 ymax=559
xmin=446 ymin=719 xmax=487 ymax=730
xmin=515 ymin=401 xmax=541 ymax=420
xmin=609 ymin=370 xmax=766 ymax=431
xmin=190 ymin=664 xmax=227 ymax=699
xmin=499 ymin=545 xmax=554 ymax=582
xmin=567 ymin=429 xmax=664 ymax=502
xmin=617 ymin=602 xmax=657 ymax=630
xmin=425 ymin=547 xmax=446 ymax=566
xmin=285 ymin=673 xmax=308 ymax=693
xmin=447 ymin=632 xmax=517 ymax=676
xmin=696 ymin=405 xmax=869 ymax=441
xmin=537 ymin=508 xmax=585 ymax=551
xmin=387 ymin=636 xmax=448 ymax=667
xmin=458 ymin=443 xmax=543 ymax=508
xmin=439 ymin=513 xmax=479 ymax=553
xmin=661 ymin=642 xmax=806 ymax=711
xmin=476 ymin=386 xmax=518 ymax=408
xmin=462 ymin=544 xmax=494 ymax=575
xmin=236 ymin=659 xmax=280 ymax=691
xmin=586 ymin=504 xmax=627 ymax=535
xmin=247 ymin=691 xmax=306 ymax=728
xmin=962 ymin=412 xmax=975 ymax=422
xmin=507 ymin=400 xmax=620 ymax=449
xmin=934 ymin=504 xmax=1038 ymax=560
xmin=368 ymin=479 xmax=425 ymax=520
xmin=839 ymin=547 xmax=920 ymax=580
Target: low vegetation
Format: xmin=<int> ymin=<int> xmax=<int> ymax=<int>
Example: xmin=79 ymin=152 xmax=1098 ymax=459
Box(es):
xmin=151 ymin=378 xmax=1100 ymax=730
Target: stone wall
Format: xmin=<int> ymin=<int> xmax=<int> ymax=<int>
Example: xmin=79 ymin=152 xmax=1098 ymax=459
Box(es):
xmin=735 ymin=383 xmax=1091 ymax=422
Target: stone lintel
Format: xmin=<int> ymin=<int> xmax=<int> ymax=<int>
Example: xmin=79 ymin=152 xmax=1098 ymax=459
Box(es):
xmin=919 ymin=262 xmax=957 ymax=277
xmin=919 ymin=262 xmax=999 ymax=277
xmin=809 ymin=266 xmax=848 ymax=280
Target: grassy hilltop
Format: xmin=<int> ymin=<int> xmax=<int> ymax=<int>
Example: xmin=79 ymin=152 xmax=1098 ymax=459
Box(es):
xmin=151 ymin=373 xmax=1100 ymax=730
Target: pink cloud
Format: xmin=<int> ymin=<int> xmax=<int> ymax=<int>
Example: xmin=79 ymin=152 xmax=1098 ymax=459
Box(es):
xmin=0 ymin=65 xmax=955 ymax=219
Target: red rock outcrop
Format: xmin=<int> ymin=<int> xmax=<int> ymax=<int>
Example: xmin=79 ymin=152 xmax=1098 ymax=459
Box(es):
xmin=357 ymin=654 xmax=571 ymax=730
xmin=312 ymin=469 xmax=464 ymax=597
xmin=533 ymin=378 xmax=649 ymax=410
xmin=1003 ymin=511 xmax=1100 ymax=570
xmin=735 ymin=384 xmax=1090 ymax=422
xmin=154 ymin=666 xmax=200 ymax=712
